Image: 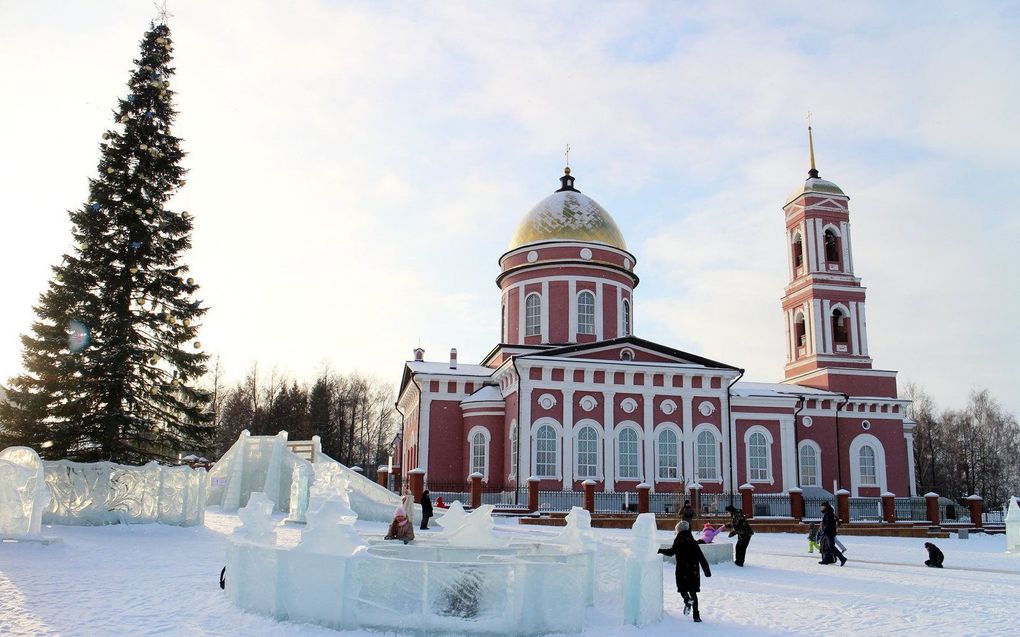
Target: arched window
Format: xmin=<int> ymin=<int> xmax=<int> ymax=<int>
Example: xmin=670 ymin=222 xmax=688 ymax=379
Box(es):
xmin=509 ymin=422 xmax=518 ymax=477
xmin=799 ymin=443 xmax=819 ymax=487
xmin=577 ymin=291 xmax=595 ymax=335
xmin=534 ymin=424 xmax=558 ymax=477
xmin=525 ymin=293 xmax=541 ymax=336
xmin=832 ymin=308 xmax=848 ymax=343
xmin=470 ymin=431 xmax=488 ymax=478
xmin=824 ymin=228 xmax=840 ymax=262
xmin=576 ymin=425 xmax=599 ymax=478
xmin=747 ymin=431 xmax=769 ymax=481
xmin=792 ymin=232 xmax=804 ymax=268
xmin=622 ymin=299 xmax=632 ymax=336
xmin=617 ymin=428 xmax=640 ymax=479
xmin=794 ymin=311 xmax=807 ymax=348
xmin=859 ymin=445 xmax=877 ymax=485
xmin=696 ymin=430 xmax=719 ymax=481
xmin=657 ymin=428 xmax=679 ymax=479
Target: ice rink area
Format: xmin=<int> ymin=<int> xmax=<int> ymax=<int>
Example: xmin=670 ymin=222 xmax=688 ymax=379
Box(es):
xmin=2 ymin=512 xmax=1018 ymax=637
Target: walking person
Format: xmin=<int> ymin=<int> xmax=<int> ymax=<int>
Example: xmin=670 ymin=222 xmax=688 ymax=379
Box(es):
xmin=819 ymin=502 xmax=847 ymax=566
xmin=924 ymin=542 xmax=944 ymax=568
xmin=658 ymin=521 xmax=712 ymax=623
xmin=681 ymin=499 xmax=695 ymax=524
xmin=420 ymin=489 xmax=434 ymax=530
xmin=725 ymin=505 xmax=754 ymax=567
xmin=807 ymin=522 xmax=821 ymax=554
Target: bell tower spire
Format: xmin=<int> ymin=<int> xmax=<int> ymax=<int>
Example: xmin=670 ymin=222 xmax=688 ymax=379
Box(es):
xmin=807 ymin=112 xmax=819 ymax=178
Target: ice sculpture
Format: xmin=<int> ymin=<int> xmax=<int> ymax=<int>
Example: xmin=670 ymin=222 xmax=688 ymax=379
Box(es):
xmin=235 ymin=492 xmax=276 ymax=544
xmin=623 ymin=513 xmax=664 ymax=626
xmin=436 ymin=500 xmax=469 ymax=535
xmin=309 ymin=451 xmax=416 ymax=523
xmin=42 ymin=459 xmax=204 ymax=526
xmin=0 ymin=446 xmax=50 ymax=539
xmin=286 ymin=462 xmax=312 ymax=523
xmin=1006 ymin=496 xmax=1019 ymax=554
xmin=297 ymin=497 xmax=365 ymax=556
xmin=553 ymin=506 xmax=597 ymax=551
xmin=443 ymin=504 xmax=510 ymax=549
xmin=207 ymin=430 xmax=311 ymax=513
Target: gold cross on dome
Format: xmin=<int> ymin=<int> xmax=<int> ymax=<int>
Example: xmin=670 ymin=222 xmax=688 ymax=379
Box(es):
xmin=806 ymin=111 xmax=814 ymax=129
xmin=564 ymin=143 xmax=571 ymax=169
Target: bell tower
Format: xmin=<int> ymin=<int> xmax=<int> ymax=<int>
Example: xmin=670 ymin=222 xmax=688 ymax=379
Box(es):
xmin=779 ymin=125 xmax=895 ymax=395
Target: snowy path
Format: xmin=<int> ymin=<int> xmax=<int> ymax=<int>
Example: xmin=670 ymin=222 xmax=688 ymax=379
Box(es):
xmin=1 ymin=512 xmax=1017 ymax=636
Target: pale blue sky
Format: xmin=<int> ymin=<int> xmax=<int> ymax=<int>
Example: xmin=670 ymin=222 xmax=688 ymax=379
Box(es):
xmin=1 ymin=1 xmax=1017 ymax=415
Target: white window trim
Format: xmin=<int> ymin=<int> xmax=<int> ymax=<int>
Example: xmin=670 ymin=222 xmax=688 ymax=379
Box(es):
xmin=530 ymin=417 xmax=562 ymax=480
xmin=613 ymin=421 xmax=643 ymax=482
xmin=743 ymin=425 xmax=774 ymax=485
xmin=572 ymin=419 xmax=603 ymax=481
xmin=467 ymin=425 xmax=491 ymax=482
xmin=525 ymin=292 xmax=542 ymax=337
xmin=576 ymin=290 xmax=596 ymax=336
xmin=797 ymin=439 xmax=822 ymax=488
xmin=692 ymin=422 xmax=722 ymax=483
xmin=621 ymin=298 xmax=632 ymax=336
xmin=848 ymin=433 xmax=887 ymax=496
xmin=508 ymin=420 xmax=518 ymax=479
xmin=653 ymin=422 xmax=683 ymax=482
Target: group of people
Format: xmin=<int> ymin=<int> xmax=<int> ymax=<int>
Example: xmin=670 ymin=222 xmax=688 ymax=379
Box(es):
xmin=809 ymin=502 xmax=848 ymax=566
xmin=383 ymin=489 xmax=436 ymax=544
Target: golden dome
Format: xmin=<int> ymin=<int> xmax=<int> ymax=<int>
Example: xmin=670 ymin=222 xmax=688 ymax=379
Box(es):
xmin=785 ymin=176 xmax=846 ymax=206
xmin=508 ymin=184 xmax=627 ymax=251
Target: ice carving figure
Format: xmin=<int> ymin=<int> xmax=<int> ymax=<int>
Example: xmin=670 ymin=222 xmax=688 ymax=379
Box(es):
xmin=1006 ymin=496 xmax=1020 ymax=554
xmin=235 ymin=492 xmax=276 ymax=544
xmin=553 ymin=506 xmax=598 ymax=551
xmin=623 ymin=513 xmax=664 ymax=626
xmin=444 ymin=504 xmax=510 ymax=548
xmin=298 ymin=497 xmax=365 ymax=556
xmin=287 ymin=462 xmax=313 ymax=523
xmin=0 ymin=446 xmax=50 ymax=539
xmin=436 ymin=500 xmax=469 ymax=535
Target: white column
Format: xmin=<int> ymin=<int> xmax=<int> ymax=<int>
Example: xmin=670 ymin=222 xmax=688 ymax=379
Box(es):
xmin=720 ymin=400 xmax=733 ymax=494
xmin=843 ymin=221 xmax=854 ymax=274
xmin=562 ymin=389 xmax=575 ymax=490
xmin=814 ymin=219 xmax=825 ymax=271
xmin=905 ymin=431 xmax=917 ymax=497
xmin=858 ymin=303 xmax=870 ymax=356
xmin=682 ymin=394 xmax=694 ymax=483
xmin=785 ymin=309 xmax=794 ymax=362
xmin=821 ymin=299 xmax=832 ymax=354
xmin=642 ymin=392 xmax=655 ymax=492
xmin=419 ymin=396 xmax=433 ymax=474
xmin=596 ymin=283 xmax=605 ymax=340
xmin=519 ymin=383 xmax=533 ymax=479
xmin=779 ymin=417 xmax=796 ymax=491
xmin=804 ymin=220 xmax=816 ymax=273
xmin=567 ymin=279 xmax=577 ymax=342
xmin=812 ymin=299 xmax=824 ymax=354
xmin=603 ymin=391 xmax=616 ymax=492
xmin=540 ymin=281 xmax=549 ymax=344
xmin=786 ymin=230 xmax=795 ymax=281
xmin=849 ymin=302 xmax=861 ymax=355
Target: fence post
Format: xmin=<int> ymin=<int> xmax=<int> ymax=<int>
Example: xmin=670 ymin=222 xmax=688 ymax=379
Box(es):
xmin=788 ymin=487 xmax=804 ymax=520
xmin=925 ymin=492 xmax=941 ymax=526
xmin=688 ymin=482 xmax=703 ymax=518
xmin=583 ymin=479 xmax=596 ymax=514
xmin=882 ymin=492 xmax=896 ymax=523
xmin=966 ymin=494 xmax=983 ymax=529
xmin=469 ymin=472 xmax=483 ymax=509
xmin=408 ymin=468 xmax=425 ymax=505
xmin=739 ymin=483 xmax=754 ymax=518
xmin=836 ymin=489 xmax=850 ymax=524
xmin=527 ymin=476 xmax=540 ymax=512
xmin=376 ymin=465 xmax=389 ymax=488
xmin=637 ymin=483 xmax=650 ymax=514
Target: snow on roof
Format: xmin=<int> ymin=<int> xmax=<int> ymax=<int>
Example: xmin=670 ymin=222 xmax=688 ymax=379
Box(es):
xmin=461 ymin=385 xmax=503 ymax=405
xmin=732 ymin=381 xmax=840 ymax=399
xmin=404 ymin=361 xmax=495 ymax=377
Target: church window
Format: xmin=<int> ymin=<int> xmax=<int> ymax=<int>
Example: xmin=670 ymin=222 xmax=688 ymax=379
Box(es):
xmin=799 ymin=443 xmax=819 ymax=487
xmin=577 ymin=291 xmax=595 ymax=335
xmin=696 ymin=430 xmax=719 ymax=480
xmin=470 ymin=431 xmax=488 ymax=478
xmin=622 ymin=299 xmax=632 ymax=336
xmin=824 ymin=229 xmax=840 ymax=262
xmin=748 ymin=431 xmax=769 ymax=481
xmin=576 ymin=425 xmax=599 ymax=478
xmin=832 ymin=308 xmax=848 ymax=343
xmin=859 ymin=445 xmax=877 ymax=485
xmin=792 ymin=232 xmax=804 ymax=268
xmin=509 ymin=422 xmax=518 ymax=477
xmin=617 ymin=428 xmax=640 ymax=479
xmin=794 ymin=312 xmax=807 ymax=348
xmin=534 ymin=424 xmax=558 ymax=477
xmin=657 ymin=429 xmax=679 ymax=479
xmin=525 ymin=293 xmax=541 ymax=336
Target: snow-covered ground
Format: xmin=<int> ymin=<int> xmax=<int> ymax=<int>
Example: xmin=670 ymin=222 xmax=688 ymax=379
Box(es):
xmin=2 ymin=512 xmax=1018 ymax=636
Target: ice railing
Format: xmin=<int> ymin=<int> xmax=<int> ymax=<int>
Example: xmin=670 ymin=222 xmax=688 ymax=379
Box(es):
xmin=0 ymin=446 xmax=50 ymax=538
xmin=41 ymin=459 xmax=206 ymax=526
xmin=225 ymin=502 xmax=662 ymax=634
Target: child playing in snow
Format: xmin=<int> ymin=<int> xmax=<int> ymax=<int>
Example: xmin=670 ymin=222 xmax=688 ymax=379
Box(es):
xmin=807 ymin=522 xmax=821 ymax=553
xmin=384 ymin=507 xmax=415 ymax=544
xmin=698 ymin=522 xmax=725 ymax=544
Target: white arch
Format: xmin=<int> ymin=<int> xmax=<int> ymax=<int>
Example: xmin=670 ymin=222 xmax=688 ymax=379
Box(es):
xmin=743 ymin=425 xmax=774 ymax=485
xmin=572 ymin=418 xmax=603 ymax=480
xmin=797 ymin=439 xmax=822 ymax=488
xmin=653 ymin=422 xmax=683 ymax=481
xmin=692 ymin=423 xmax=722 ymax=483
xmin=524 ymin=292 xmax=542 ymax=336
xmin=531 ymin=417 xmax=562 ymax=479
xmin=848 ymin=433 xmax=888 ymax=496
xmin=613 ymin=420 xmax=643 ymax=481
xmin=467 ymin=425 xmax=491 ymax=482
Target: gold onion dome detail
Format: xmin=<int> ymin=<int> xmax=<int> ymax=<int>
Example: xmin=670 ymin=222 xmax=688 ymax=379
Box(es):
xmin=508 ymin=169 xmax=628 ymax=251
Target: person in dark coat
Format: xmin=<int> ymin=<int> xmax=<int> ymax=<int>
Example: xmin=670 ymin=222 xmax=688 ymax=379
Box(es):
xmin=924 ymin=542 xmax=944 ymax=568
xmin=420 ymin=489 xmax=434 ymax=530
xmin=724 ymin=505 xmax=754 ymax=567
xmin=681 ymin=499 xmax=694 ymax=524
xmin=819 ymin=502 xmax=847 ymax=566
xmin=658 ymin=521 xmax=711 ymax=623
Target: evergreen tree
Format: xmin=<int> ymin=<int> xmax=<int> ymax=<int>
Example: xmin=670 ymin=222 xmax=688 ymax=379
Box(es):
xmin=0 ymin=19 xmax=210 ymax=463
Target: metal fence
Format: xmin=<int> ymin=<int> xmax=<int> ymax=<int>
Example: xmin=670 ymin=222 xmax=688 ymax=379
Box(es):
xmin=894 ymin=497 xmax=927 ymax=521
xmin=848 ymin=497 xmax=882 ymax=521
xmin=536 ymin=490 xmax=584 ymax=512
xmin=752 ymin=493 xmax=792 ymax=517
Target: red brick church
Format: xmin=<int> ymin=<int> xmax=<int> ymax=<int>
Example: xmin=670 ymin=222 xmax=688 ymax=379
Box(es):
xmin=395 ymin=131 xmax=917 ymax=504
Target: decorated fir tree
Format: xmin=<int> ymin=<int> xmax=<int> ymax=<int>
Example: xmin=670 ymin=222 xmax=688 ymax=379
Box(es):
xmin=0 ymin=19 xmax=211 ymax=463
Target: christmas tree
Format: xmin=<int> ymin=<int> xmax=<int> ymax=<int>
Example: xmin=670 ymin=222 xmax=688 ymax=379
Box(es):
xmin=0 ymin=17 xmax=211 ymax=463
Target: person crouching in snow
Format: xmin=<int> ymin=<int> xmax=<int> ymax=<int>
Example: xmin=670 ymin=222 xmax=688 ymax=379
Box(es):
xmin=924 ymin=542 xmax=944 ymax=568
xmin=658 ymin=521 xmax=712 ymax=623
xmin=385 ymin=507 xmax=415 ymax=544
xmin=698 ymin=522 xmax=725 ymax=544
xmin=807 ymin=522 xmax=821 ymax=553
